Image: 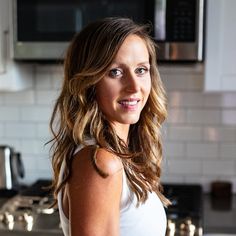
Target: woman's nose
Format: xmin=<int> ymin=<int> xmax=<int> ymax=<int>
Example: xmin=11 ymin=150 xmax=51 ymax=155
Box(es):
xmin=125 ymin=72 xmax=139 ymax=92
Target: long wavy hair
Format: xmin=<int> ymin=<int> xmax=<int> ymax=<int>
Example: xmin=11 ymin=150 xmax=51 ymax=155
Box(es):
xmin=49 ymin=17 xmax=169 ymax=206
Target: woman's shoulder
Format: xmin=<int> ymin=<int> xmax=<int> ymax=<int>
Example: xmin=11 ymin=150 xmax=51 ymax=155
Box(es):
xmin=72 ymin=145 xmax=123 ymax=177
xmin=94 ymin=147 xmax=123 ymax=176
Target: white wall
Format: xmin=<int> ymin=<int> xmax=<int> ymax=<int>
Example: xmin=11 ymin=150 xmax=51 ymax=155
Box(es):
xmin=160 ymin=64 xmax=236 ymax=192
xmin=0 ymin=63 xmax=236 ymax=192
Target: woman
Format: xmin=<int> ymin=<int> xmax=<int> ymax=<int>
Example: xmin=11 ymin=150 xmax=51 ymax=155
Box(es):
xmin=49 ymin=17 xmax=170 ymax=236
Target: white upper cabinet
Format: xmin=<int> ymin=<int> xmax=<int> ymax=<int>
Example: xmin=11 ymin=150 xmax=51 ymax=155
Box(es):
xmin=204 ymin=0 xmax=236 ymax=91
xmin=0 ymin=0 xmax=33 ymax=91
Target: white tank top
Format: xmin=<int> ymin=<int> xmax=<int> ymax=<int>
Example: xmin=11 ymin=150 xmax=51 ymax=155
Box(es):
xmin=58 ymin=143 xmax=167 ymax=236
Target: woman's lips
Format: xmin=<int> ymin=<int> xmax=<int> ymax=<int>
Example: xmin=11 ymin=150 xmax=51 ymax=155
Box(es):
xmin=118 ymin=99 xmax=140 ymax=110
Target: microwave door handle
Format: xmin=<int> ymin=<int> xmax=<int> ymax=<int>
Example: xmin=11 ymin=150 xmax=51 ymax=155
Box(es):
xmin=155 ymin=0 xmax=167 ymax=40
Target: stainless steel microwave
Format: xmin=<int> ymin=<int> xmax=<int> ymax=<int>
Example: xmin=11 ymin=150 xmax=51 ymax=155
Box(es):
xmin=12 ymin=0 xmax=205 ymax=62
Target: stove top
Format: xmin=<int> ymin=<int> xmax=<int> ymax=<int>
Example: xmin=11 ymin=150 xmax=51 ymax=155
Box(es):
xmin=0 ymin=180 xmax=63 ymax=235
xmin=163 ymin=184 xmax=203 ymax=236
xmin=0 ymin=181 xmax=203 ymax=235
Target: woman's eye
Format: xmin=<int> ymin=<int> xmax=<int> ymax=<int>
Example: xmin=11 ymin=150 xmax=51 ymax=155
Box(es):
xmin=135 ymin=67 xmax=148 ymax=75
xmin=108 ymin=69 xmax=122 ymax=78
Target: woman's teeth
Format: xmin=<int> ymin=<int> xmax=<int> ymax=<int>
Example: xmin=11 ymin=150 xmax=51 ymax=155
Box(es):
xmin=119 ymin=100 xmax=138 ymax=105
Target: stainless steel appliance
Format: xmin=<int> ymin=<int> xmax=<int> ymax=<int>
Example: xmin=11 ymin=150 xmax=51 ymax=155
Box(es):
xmin=163 ymin=184 xmax=203 ymax=236
xmin=0 ymin=146 xmax=24 ymax=190
xmin=11 ymin=0 xmax=205 ymax=61
xmin=0 ymin=180 xmax=63 ymax=236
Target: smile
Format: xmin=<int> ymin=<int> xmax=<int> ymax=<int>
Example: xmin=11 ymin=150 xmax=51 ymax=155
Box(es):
xmin=119 ymin=101 xmax=138 ymax=106
xmin=118 ymin=99 xmax=140 ymax=106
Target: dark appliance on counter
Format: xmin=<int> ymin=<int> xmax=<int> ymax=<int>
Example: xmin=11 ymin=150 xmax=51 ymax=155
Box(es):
xmin=0 ymin=145 xmax=24 ymax=191
xmin=11 ymin=0 xmax=205 ymax=62
xmin=0 ymin=179 xmax=63 ymax=236
xmin=163 ymin=183 xmax=203 ymax=236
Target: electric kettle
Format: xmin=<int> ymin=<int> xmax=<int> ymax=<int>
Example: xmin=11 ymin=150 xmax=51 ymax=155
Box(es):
xmin=0 ymin=145 xmax=24 ymax=190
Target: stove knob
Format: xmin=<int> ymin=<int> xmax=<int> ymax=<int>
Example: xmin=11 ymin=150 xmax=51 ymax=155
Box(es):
xmin=2 ymin=212 xmax=15 ymax=230
xmin=4 ymin=212 xmax=14 ymax=224
xmin=23 ymin=213 xmax=33 ymax=222
xmin=184 ymin=218 xmax=196 ymax=236
xmin=23 ymin=213 xmax=34 ymax=231
xmin=198 ymin=226 xmax=203 ymax=236
xmin=167 ymin=219 xmax=176 ymax=236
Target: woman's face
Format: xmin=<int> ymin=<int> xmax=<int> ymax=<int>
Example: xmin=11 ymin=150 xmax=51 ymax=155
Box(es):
xmin=96 ymin=34 xmax=151 ymax=134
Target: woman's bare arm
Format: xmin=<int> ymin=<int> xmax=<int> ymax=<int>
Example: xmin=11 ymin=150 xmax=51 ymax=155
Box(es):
xmin=67 ymin=147 xmax=123 ymax=236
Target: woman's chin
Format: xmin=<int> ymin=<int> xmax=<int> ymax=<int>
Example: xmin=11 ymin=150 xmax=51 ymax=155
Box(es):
xmin=121 ymin=116 xmax=141 ymax=125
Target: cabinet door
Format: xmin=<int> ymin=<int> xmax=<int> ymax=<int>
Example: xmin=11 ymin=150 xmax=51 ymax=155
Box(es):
xmin=204 ymin=0 xmax=236 ymax=91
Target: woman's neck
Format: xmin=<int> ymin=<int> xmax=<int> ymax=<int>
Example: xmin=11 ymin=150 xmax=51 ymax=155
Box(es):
xmin=111 ymin=123 xmax=130 ymax=144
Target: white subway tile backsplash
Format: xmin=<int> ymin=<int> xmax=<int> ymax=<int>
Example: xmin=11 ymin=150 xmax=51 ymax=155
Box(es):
xmin=203 ymin=160 xmax=236 ymax=176
xmin=168 ymin=91 xmax=204 ymax=108
xmin=0 ymin=107 xmax=20 ymax=121
xmin=0 ymin=138 xmax=21 ymax=150
xmin=22 ymin=169 xmax=52 ymax=184
xmin=167 ymin=108 xmax=187 ymax=124
xmin=220 ymin=143 xmax=236 ymax=159
xmin=21 ymin=154 xmax=37 ymax=171
xmin=51 ymin=67 xmax=63 ymax=89
xmin=222 ymin=93 xmax=236 ymax=108
xmin=50 ymin=65 xmax=63 ymax=73
xmin=203 ymin=126 xmax=236 ymax=142
xmin=0 ymin=94 xmax=5 ymax=104
xmin=52 ymin=78 xmax=63 ymax=90
xmin=159 ymin=64 xmax=204 ymax=75
xmin=20 ymin=106 xmax=51 ymax=122
xmin=229 ymin=177 xmax=236 ymax=193
xmin=35 ymin=71 xmax=52 ymax=89
xmin=203 ymin=126 xmax=221 ymax=142
xmin=222 ymin=110 xmax=236 ymax=125
xmin=0 ymin=124 xmax=4 ymax=137
xmin=4 ymin=90 xmax=35 ymax=105
xmin=187 ymin=109 xmax=221 ymax=125
xmin=163 ymin=141 xmax=185 ymax=158
xmin=35 ymin=90 xmax=59 ymax=105
xmin=162 ymin=73 xmax=203 ymax=91
xmin=162 ymin=175 xmax=185 ymax=184
xmin=167 ymin=159 xmax=202 ymax=175
xmin=21 ymin=139 xmax=49 ymax=155
xmin=204 ymin=93 xmax=236 ymax=108
xmin=36 ymin=123 xmax=51 ymax=138
xmin=168 ymin=126 xmax=202 ymax=141
xmin=204 ymin=93 xmax=224 ymax=108
xmin=36 ymin=155 xmax=52 ymax=171
xmin=186 ymin=143 xmax=219 ymax=159
xmin=5 ymin=123 xmax=36 ymax=138
xmin=35 ymin=65 xmax=52 ymax=73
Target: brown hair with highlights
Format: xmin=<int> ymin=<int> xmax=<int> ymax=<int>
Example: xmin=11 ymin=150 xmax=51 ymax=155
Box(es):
xmin=49 ymin=17 xmax=170 ymax=206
